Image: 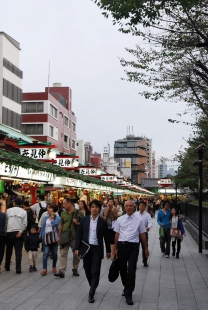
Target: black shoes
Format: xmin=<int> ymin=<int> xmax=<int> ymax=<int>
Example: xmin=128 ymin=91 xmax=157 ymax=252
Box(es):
xmin=176 ymin=253 xmax=179 ymax=259
xmin=54 ymin=272 xmax=65 ymax=278
xmin=72 ymin=269 xmax=79 ymax=276
xmin=172 ymin=249 xmax=175 ymax=257
xmin=88 ymin=294 xmax=95 ymax=303
xmin=16 ymin=269 xmax=21 ymax=274
xmin=143 ymin=263 xmax=148 ymax=267
xmin=126 ymin=297 xmax=134 ymax=305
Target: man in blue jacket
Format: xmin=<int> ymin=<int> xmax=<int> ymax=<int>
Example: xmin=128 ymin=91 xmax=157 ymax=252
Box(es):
xmin=157 ymin=201 xmax=171 ymax=257
xmin=74 ymin=199 xmax=111 ymax=303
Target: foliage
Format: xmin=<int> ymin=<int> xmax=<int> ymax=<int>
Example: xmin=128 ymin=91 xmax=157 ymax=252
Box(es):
xmin=94 ymin=1 xmax=208 ymax=116
xmin=94 ymin=1 xmax=198 ymax=30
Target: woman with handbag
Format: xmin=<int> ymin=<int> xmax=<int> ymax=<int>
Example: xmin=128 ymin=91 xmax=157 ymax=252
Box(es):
xmin=40 ymin=205 xmax=60 ymax=275
xmin=170 ymin=208 xmax=186 ymax=259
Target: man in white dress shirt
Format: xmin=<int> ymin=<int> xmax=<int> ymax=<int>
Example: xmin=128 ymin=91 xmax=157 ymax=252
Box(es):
xmin=135 ymin=201 xmax=153 ymax=267
xmin=114 ymin=200 xmax=149 ymax=306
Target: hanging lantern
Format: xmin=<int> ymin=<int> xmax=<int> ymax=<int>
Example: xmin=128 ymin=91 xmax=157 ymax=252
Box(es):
xmin=84 ymin=190 xmax=89 ymax=195
xmin=40 ymin=184 xmax=45 ymax=195
xmin=77 ymin=189 xmax=81 ymax=197
xmin=22 ymin=183 xmax=30 ymax=192
xmin=0 ymin=180 xmax=5 ymax=194
xmin=68 ymin=189 xmax=74 ymax=195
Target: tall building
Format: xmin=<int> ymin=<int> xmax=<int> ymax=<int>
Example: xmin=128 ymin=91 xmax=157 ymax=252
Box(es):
xmin=22 ymin=83 xmax=77 ymax=153
xmin=0 ymin=32 xmax=23 ymax=131
xmin=151 ymin=151 xmax=156 ymax=178
xmin=158 ymin=163 xmax=168 ymax=178
xmin=84 ymin=142 xmax=93 ymax=165
xmin=114 ymin=135 xmax=152 ymax=185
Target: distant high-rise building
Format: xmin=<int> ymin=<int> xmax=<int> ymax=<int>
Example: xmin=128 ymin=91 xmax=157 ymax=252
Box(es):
xmin=114 ymin=135 xmax=153 ymax=185
xmin=84 ymin=142 xmax=93 ymax=165
xmin=158 ymin=163 xmax=168 ymax=178
xmin=0 ymin=32 xmax=23 ymax=131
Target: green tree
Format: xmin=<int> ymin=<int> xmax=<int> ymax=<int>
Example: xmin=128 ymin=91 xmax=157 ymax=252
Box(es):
xmin=94 ymin=1 xmax=208 ymax=116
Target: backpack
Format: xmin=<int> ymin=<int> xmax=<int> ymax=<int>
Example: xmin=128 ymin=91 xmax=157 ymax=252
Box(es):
xmin=38 ymin=203 xmax=46 ymax=221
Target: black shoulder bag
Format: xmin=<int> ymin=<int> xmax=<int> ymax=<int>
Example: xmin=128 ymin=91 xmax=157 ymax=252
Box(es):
xmin=59 ymin=211 xmax=78 ymax=246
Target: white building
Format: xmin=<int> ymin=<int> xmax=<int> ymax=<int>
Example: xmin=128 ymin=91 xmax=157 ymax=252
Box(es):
xmin=0 ymin=32 xmax=22 ymax=131
xmin=102 ymin=145 xmax=120 ymax=176
xmin=76 ymin=139 xmax=85 ymax=165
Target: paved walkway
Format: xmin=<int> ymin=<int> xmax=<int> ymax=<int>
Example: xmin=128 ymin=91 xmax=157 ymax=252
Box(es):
xmin=0 ymin=217 xmax=208 ymax=310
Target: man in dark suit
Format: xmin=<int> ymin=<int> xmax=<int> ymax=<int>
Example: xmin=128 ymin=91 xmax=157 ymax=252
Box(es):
xmin=74 ymin=199 xmax=111 ymax=303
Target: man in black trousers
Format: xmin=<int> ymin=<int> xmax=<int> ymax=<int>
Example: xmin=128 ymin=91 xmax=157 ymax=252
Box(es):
xmin=74 ymin=199 xmax=111 ymax=303
xmin=114 ymin=200 xmax=149 ymax=306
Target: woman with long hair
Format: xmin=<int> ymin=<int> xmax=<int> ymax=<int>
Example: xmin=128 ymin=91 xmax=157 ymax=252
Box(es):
xmin=170 ymin=207 xmax=186 ymax=259
xmin=79 ymin=200 xmax=91 ymax=215
xmin=40 ymin=204 xmax=60 ymax=275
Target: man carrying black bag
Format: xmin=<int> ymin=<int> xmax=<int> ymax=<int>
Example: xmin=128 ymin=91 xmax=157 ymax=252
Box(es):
xmin=54 ymin=198 xmax=84 ymax=278
xmin=74 ymin=199 xmax=111 ymax=303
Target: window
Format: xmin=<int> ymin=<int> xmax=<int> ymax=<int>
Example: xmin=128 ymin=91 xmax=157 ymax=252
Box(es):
xmin=3 ymin=78 xmax=22 ymax=104
xmin=72 ymin=122 xmax=76 ymax=132
xmin=49 ymin=125 xmax=54 ymax=137
xmin=2 ymin=107 xmax=21 ymax=131
xmin=3 ymin=58 xmax=23 ymax=79
xmin=22 ymin=124 xmax=43 ymax=135
xmin=22 ymin=102 xmax=43 ymax=113
xmin=64 ymin=116 xmax=69 ymax=127
xmin=64 ymin=134 xmax=68 ymax=149
xmin=72 ymin=139 xmax=76 ymax=150
xmin=50 ymin=104 xmax=58 ymax=119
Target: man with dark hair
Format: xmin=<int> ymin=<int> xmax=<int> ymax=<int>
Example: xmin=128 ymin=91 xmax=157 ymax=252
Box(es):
xmin=5 ymin=198 xmax=27 ymax=274
xmin=135 ymin=201 xmax=153 ymax=267
xmin=54 ymin=198 xmax=84 ymax=278
xmin=74 ymin=199 xmax=111 ymax=303
xmin=24 ymin=195 xmax=47 ymax=224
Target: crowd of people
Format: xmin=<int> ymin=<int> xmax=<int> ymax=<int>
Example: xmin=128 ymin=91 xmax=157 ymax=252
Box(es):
xmin=0 ymin=193 xmax=186 ymax=306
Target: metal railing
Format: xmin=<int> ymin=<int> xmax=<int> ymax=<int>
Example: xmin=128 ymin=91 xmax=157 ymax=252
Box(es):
xmin=181 ymin=202 xmax=208 ymax=237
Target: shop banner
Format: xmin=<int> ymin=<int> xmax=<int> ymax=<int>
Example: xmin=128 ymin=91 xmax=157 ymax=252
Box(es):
xmin=0 ymin=162 xmax=55 ymax=182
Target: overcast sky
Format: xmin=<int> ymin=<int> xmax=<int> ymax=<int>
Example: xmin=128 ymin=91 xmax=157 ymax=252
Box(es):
xmin=1 ymin=0 xmax=192 ymax=170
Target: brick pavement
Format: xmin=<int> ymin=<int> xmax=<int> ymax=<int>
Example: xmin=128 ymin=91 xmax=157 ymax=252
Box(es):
xmin=0 ymin=216 xmax=208 ymax=310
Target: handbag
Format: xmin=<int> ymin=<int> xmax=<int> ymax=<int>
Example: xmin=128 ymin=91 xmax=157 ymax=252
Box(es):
xmin=60 ymin=211 xmax=77 ymax=246
xmin=170 ymin=228 xmax=181 ymax=237
xmin=159 ymin=226 xmax=164 ymax=237
xmin=44 ymin=229 xmax=56 ymax=245
xmin=108 ymin=258 xmax=120 ymax=282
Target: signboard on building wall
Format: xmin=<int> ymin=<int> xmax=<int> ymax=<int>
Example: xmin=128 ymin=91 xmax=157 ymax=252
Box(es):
xmin=119 ymin=158 xmax=131 ymax=168
xmin=101 ymin=175 xmax=117 ymax=182
xmin=20 ymin=148 xmax=49 ymax=159
xmin=141 ymin=178 xmax=159 ymax=188
xmin=55 ymin=158 xmax=79 ymax=168
xmin=79 ymin=168 xmax=97 ymax=176
xmin=0 ymin=162 xmax=55 ymax=182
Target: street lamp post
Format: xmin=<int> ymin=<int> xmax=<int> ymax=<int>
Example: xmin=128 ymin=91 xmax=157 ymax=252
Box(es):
xmin=194 ymin=143 xmax=205 ymax=254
